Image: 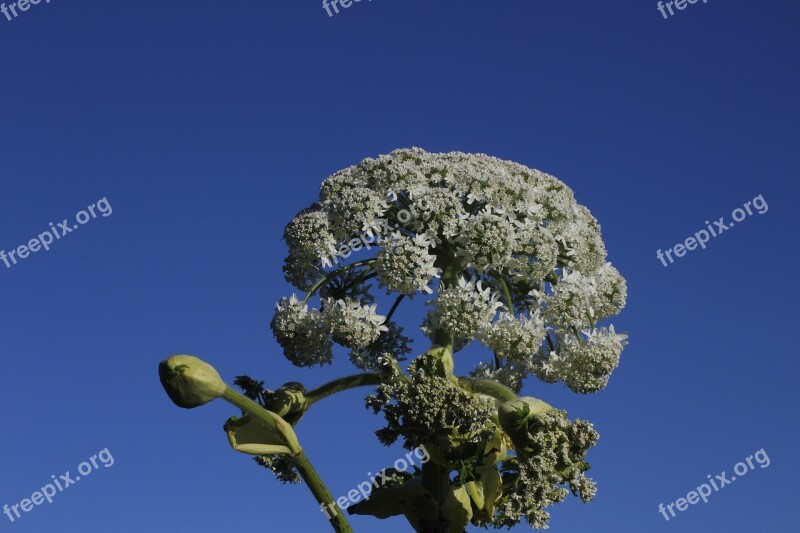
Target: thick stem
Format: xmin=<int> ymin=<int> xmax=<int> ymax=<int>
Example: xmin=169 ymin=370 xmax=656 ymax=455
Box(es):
xmin=420 ymin=461 xmax=450 ymax=533
xmin=305 ymin=373 xmax=381 ymax=407
xmin=457 ymin=377 xmax=518 ymax=403
xmin=222 ymin=387 xmax=301 ymax=453
xmin=222 ymin=387 xmax=354 ymax=533
xmin=440 ymin=263 xmax=460 ymax=288
xmin=423 ymin=264 xmax=459 ymax=378
xmin=293 ymin=451 xmax=355 ymax=533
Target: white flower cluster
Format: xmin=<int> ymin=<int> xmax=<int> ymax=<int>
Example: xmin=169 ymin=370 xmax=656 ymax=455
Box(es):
xmin=375 ymin=232 xmax=440 ymax=294
xmin=507 ymin=224 xmax=559 ymax=283
xmin=270 ymin=295 xmax=333 ymax=367
xmin=319 ymin=183 xmax=389 ymax=240
xmin=320 ymin=297 xmax=387 ymax=349
xmin=544 ymin=264 xmax=627 ymax=328
xmin=477 ymin=311 xmax=547 ymax=362
xmin=427 ymin=278 xmax=504 ymax=341
xmin=470 ymin=360 xmax=529 ymax=393
xmin=535 ymin=327 xmax=628 ymax=393
xmin=275 ymin=148 xmax=627 ymax=390
xmin=283 ymin=207 xmax=336 ymax=263
xmin=456 ymin=207 xmax=516 ymax=272
xmin=270 ymin=295 xmax=387 ymax=366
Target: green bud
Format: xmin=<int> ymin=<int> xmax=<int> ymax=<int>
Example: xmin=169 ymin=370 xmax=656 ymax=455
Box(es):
xmin=497 ymin=396 xmax=556 ymax=449
xmin=268 ymin=382 xmax=307 ymax=423
xmin=159 ymin=355 xmax=227 ymax=409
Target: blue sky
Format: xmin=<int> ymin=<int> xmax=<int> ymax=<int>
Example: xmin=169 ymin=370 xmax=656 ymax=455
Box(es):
xmin=0 ymin=1 xmax=797 ymax=531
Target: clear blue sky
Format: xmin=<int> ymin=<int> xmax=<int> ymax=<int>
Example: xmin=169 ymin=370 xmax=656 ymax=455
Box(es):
xmin=0 ymin=1 xmax=797 ymax=532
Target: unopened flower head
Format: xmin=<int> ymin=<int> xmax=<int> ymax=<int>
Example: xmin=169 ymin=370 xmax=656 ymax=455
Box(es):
xmin=158 ymin=354 xmax=227 ymax=409
xmin=494 ymin=409 xmax=599 ymax=529
xmin=367 ymin=367 xmax=496 ymax=451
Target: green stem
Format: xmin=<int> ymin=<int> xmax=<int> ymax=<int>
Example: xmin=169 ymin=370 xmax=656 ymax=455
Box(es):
xmin=494 ymin=273 xmax=514 ymax=315
xmin=385 ymin=294 xmax=405 ymax=322
xmin=488 ymin=273 xmax=513 ymax=371
xmin=420 ymin=461 xmax=450 ymax=532
xmin=221 ymin=388 xmax=354 ymax=533
xmin=440 ymin=264 xmax=460 ymax=287
xmin=304 ymin=259 xmax=377 ymax=302
xmin=457 ymin=377 xmax=517 ymax=403
xmin=293 ymin=451 xmax=355 ymax=533
xmin=546 ymin=332 xmax=556 ymax=353
xmin=222 ymin=387 xmax=301 ymax=453
xmin=431 ymin=264 xmax=459 ymax=350
xmin=356 ymin=271 xmax=378 ymax=285
xmin=305 ymin=373 xmax=381 ymax=407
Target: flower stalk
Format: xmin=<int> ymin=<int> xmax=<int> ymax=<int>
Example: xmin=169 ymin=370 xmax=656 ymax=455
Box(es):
xmin=305 ymin=373 xmax=381 ymax=407
xmin=159 ymin=355 xmax=354 ymax=533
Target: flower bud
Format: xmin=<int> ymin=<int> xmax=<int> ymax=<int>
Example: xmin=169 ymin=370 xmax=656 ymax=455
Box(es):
xmin=159 ymin=355 xmax=227 ymax=408
xmin=268 ymin=382 xmax=307 ymax=422
xmin=497 ymin=396 xmax=555 ymax=449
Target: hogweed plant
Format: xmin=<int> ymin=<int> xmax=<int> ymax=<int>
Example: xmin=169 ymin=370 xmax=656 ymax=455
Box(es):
xmin=159 ymin=148 xmax=628 ymax=532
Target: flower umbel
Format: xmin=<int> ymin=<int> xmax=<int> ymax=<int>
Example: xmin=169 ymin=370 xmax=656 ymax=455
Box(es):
xmin=271 ymin=295 xmax=332 ymax=367
xmin=215 ymin=148 xmax=633 ymax=531
xmin=275 ymin=149 xmax=626 ymax=388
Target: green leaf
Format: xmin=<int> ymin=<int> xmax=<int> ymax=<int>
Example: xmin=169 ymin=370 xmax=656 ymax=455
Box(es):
xmin=223 ymin=415 xmax=293 ymax=456
xmin=348 ymin=476 xmax=427 ymax=520
xmin=441 ymin=485 xmax=472 ymax=533
xmin=467 ymin=463 xmax=502 ymax=518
